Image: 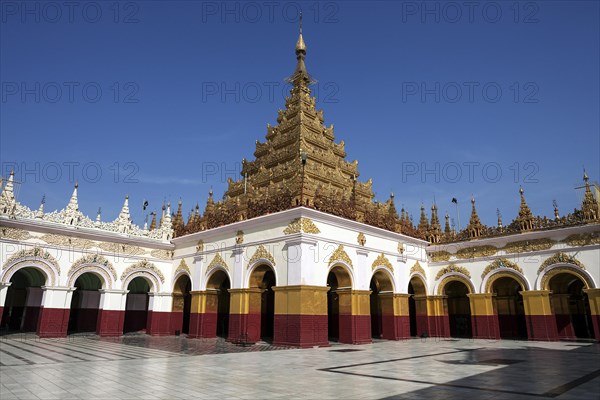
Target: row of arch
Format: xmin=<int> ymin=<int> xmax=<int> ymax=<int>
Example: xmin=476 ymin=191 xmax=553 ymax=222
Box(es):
xmin=1 ymin=258 xmax=597 ymax=341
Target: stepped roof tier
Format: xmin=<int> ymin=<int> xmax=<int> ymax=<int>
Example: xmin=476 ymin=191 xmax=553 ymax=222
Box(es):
xmin=180 ymin=27 xmax=422 ymax=239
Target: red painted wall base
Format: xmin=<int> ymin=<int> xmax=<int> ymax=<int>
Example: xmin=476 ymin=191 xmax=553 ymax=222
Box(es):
xmin=525 ymin=315 xmax=558 ymax=341
xmin=96 ymin=310 xmax=125 ymax=337
xmin=591 ymin=315 xmax=600 ymax=341
xmin=273 ymin=314 xmax=328 ymax=347
xmin=170 ymin=312 xmax=183 ymax=335
xmin=228 ymin=313 xmax=262 ymax=343
xmin=380 ymin=315 xmax=411 ymax=340
xmin=146 ymin=311 xmax=171 ymax=336
xmin=37 ymin=308 xmax=69 ymax=338
xmin=426 ymin=315 xmax=450 ymax=337
xmin=471 ymin=315 xmax=500 ymax=339
xmin=339 ymin=314 xmax=372 ymax=344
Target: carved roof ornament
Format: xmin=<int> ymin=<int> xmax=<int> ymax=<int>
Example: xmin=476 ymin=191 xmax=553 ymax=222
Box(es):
xmin=40 ymin=233 xmax=96 ymax=249
xmin=435 ymin=263 xmax=471 ymax=280
xmin=248 ymin=245 xmax=276 ymax=267
xmin=150 ymin=249 xmax=173 ymax=260
xmin=538 ymin=252 xmax=584 ymax=273
xmin=581 ymin=170 xmax=599 ymax=222
xmin=120 ymin=260 xmax=165 ymax=283
xmin=502 ymin=238 xmax=555 ymax=253
xmin=357 ymin=232 xmax=366 ymax=246
xmin=516 ymin=187 xmax=535 ymax=232
xmin=430 ymin=251 xmax=451 ymax=262
xmin=428 ymin=203 xmax=442 ymax=244
xmin=481 ymin=258 xmax=523 ymax=279
xmin=0 ymin=227 xmax=31 ymax=240
xmin=328 ymin=244 xmax=353 ymax=267
xmin=98 ymin=242 xmax=145 ymax=256
xmin=455 ymin=245 xmax=497 ymax=259
xmin=235 ymin=230 xmax=244 ymax=244
xmin=69 ymin=254 xmax=117 ymax=281
xmin=397 ymin=242 xmax=404 ymax=255
xmin=562 ymin=232 xmax=600 ymax=247
xmin=372 ymin=253 xmax=393 ymax=272
xmin=410 ymin=261 xmax=426 ymax=277
xmin=283 ymin=217 xmax=321 ymax=234
xmin=0 ymin=171 xmax=17 ymax=217
xmin=176 ymin=259 xmax=191 ymax=275
xmin=196 ymin=240 xmax=204 ymax=253
xmin=467 ymin=196 xmax=484 ymax=239
xmin=3 ymin=247 xmax=60 ymax=273
xmin=207 ymin=253 xmax=228 ymax=271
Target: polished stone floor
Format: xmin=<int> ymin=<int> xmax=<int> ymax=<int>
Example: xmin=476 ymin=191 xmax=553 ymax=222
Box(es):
xmin=0 ymin=335 xmax=598 ymax=399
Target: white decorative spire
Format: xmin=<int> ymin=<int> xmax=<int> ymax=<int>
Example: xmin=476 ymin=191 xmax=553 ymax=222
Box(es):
xmin=0 ymin=171 xmax=17 ymax=216
xmin=64 ymin=182 xmax=81 ymax=225
xmin=160 ymin=201 xmax=173 ymax=240
xmin=35 ymin=195 xmax=45 ymax=218
xmin=116 ymin=195 xmax=132 ymax=233
xmin=95 ymin=207 xmax=101 ymax=226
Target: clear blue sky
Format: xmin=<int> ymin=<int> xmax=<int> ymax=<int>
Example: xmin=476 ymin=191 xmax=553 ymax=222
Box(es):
xmin=1 ymin=1 xmax=599 ymax=229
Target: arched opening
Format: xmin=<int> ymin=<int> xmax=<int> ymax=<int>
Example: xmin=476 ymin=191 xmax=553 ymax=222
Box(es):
xmin=249 ymin=265 xmax=275 ymax=342
xmin=172 ymin=275 xmax=191 ymax=335
xmin=206 ymin=270 xmax=230 ymax=338
xmin=549 ymin=273 xmax=594 ymax=340
xmin=1 ymin=267 xmax=46 ymax=333
xmin=370 ymin=270 xmax=394 ymax=339
xmin=408 ymin=276 xmax=427 ymax=337
xmin=123 ymin=277 xmax=151 ymax=334
xmin=444 ymin=280 xmax=472 ymax=338
xmin=68 ymin=273 xmax=103 ymax=334
xmin=492 ymin=277 xmax=527 ymax=339
xmin=326 ymin=265 xmax=352 ymax=341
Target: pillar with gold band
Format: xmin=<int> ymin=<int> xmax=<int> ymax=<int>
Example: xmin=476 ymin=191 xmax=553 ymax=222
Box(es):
xmin=227 ymin=288 xmax=262 ymax=343
xmin=583 ymin=288 xmax=600 ymax=341
xmin=520 ymin=290 xmax=558 ymax=341
xmin=336 ymin=288 xmax=372 ymax=344
xmin=378 ymin=293 xmax=411 ymax=339
xmin=272 ymin=285 xmax=329 ymax=347
xmin=468 ymin=293 xmax=500 ymax=339
xmin=424 ymin=295 xmax=451 ymax=337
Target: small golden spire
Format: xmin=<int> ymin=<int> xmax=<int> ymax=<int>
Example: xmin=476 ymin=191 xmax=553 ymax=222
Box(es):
xmin=296 ymin=12 xmax=306 ymax=52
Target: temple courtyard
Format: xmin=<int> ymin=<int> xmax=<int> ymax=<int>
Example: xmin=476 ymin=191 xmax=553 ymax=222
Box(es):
xmin=0 ymin=335 xmax=598 ymax=399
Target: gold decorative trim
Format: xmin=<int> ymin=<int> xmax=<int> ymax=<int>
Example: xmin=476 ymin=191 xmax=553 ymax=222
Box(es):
xmin=538 ymin=252 xmax=584 ymax=273
xmin=481 ymin=258 xmax=523 ymax=279
xmin=207 ymin=253 xmax=229 ymax=271
xmin=438 ymin=274 xmax=474 ymax=295
xmin=435 ymin=263 xmax=471 ymax=280
xmin=235 ymin=230 xmax=244 ymax=244
xmin=196 ymin=240 xmax=204 ymax=253
xmin=372 ymin=253 xmax=393 ymax=272
xmin=397 ymin=242 xmax=404 ymax=254
xmin=456 ymin=245 xmax=497 ymax=259
xmin=175 ymin=259 xmax=191 ymax=275
xmin=68 ymin=254 xmax=117 ymax=281
xmin=121 ymin=260 xmax=165 ymax=284
xmin=283 ymin=217 xmax=321 ymax=234
xmin=0 ymin=227 xmax=31 ymax=240
xmin=540 ymin=266 xmax=593 ymax=291
xmin=150 ymin=249 xmax=173 ymax=260
xmin=502 ymin=238 xmax=555 ymax=254
xmin=430 ymin=251 xmax=451 ymax=262
xmin=485 ymin=271 xmax=528 ymax=293
xmin=357 ymin=232 xmax=366 ymax=246
xmin=328 ymin=244 xmax=353 ymax=267
xmin=40 ymin=233 xmax=95 ymax=249
xmin=410 ymin=261 xmax=426 ymax=277
xmin=248 ymin=245 xmax=276 ymax=267
xmin=562 ymin=232 xmax=600 ymax=247
xmin=98 ymin=242 xmax=145 ymax=256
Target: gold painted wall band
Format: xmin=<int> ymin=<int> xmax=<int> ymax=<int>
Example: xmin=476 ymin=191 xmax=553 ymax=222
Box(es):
xmin=583 ymin=288 xmax=600 ymax=316
xmin=520 ymin=290 xmax=553 ymax=316
xmin=273 ymin=285 xmax=329 ymax=315
xmin=467 ymin=293 xmax=496 ymax=316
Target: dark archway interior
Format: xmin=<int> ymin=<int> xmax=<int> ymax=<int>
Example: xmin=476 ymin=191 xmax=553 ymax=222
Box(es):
xmin=207 ymin=270 xmax=231 ymax=337
xmin=549 ymin=273 xmax=594 ymax=339
xmin=326 ymin=266 xmax=352 ymax=341
xmin=370 ymin=271 xmax=393 ymax=338
xmin=492 ymin=277 xmax=527 ymax=339
xmin=123 ymin=277 xmax=150 ymax=333
xmin=1 ymin=267 xmax=46 ymax=333
xmin=445 ymin=280 xmax=472 ymax=338
xmin=69 ymin=273 xmax=102 ymax=333
xmin=173 ymin=275 xmax=192 ymax=335
xmin=408 ymin=277 xmax=427 ymax=337
xmin=249 ymin=265 xmax=275 ymax=341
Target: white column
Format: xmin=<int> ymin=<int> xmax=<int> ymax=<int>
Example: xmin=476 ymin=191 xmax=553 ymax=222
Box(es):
xmin=192 ymin=255 xmax=204 ymax=291
xmin=41 ymin=286 xmax=75 ymax=309
xmin=232 ymin=247 xmax=244 ymax=288
xmin=285 ymin=238 xmax=318 ymax=286
xmin=148 ymin=292 xmax=173 ymax=312
xmin=98 ymin=289 xmax=128 ymax=312
xmin=355 ymin=249 xmax=370 ymax=290
xmin=395 ymin=256 xmax=409 ymax=294
xmin=0 ymin=282 xmax=13 ymax=308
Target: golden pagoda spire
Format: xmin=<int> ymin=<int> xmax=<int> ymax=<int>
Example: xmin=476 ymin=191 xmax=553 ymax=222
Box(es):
xmin=444 ymin=212 xmax=451 ymax=235
xmin=516 ymin=186 xmax=535 ymax=231
xmin=149 ymin=210 xmax=157 ymax=231
xmin=467 ymin=195 xmax=484 ymax=238
xmin=173 ymin=199 xmax=185 ymax=236
xmin=581 ymin=170 xmax=599 ymax=221
xmin=428 ymin=202 xmax=442 ymax=243
xmin=418 ymin=204 xmax=429 ymax=233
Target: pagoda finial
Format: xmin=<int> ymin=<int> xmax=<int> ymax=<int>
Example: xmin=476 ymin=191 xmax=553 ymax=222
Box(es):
xmin=467 ymin=195 xmax=483 ymax=238
xmin=296 ymin=12 xmax=306 ymax=52
xmin=149 ymin=210 xmax=157 ymax=230
xmin=0 ymin=171 xmax=17 ymax=216
xmin=428 ymin=202 xmax=442 ymax=243
xmin=115 ymin=194 xmax=132 ymax=233
xmin=515 ymin=186 xmax=535 ymax=231
xmin=581 ymin=171 xmax=599 ymax=222
xmin=35 ymin=194 xmax=45 ymax=218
